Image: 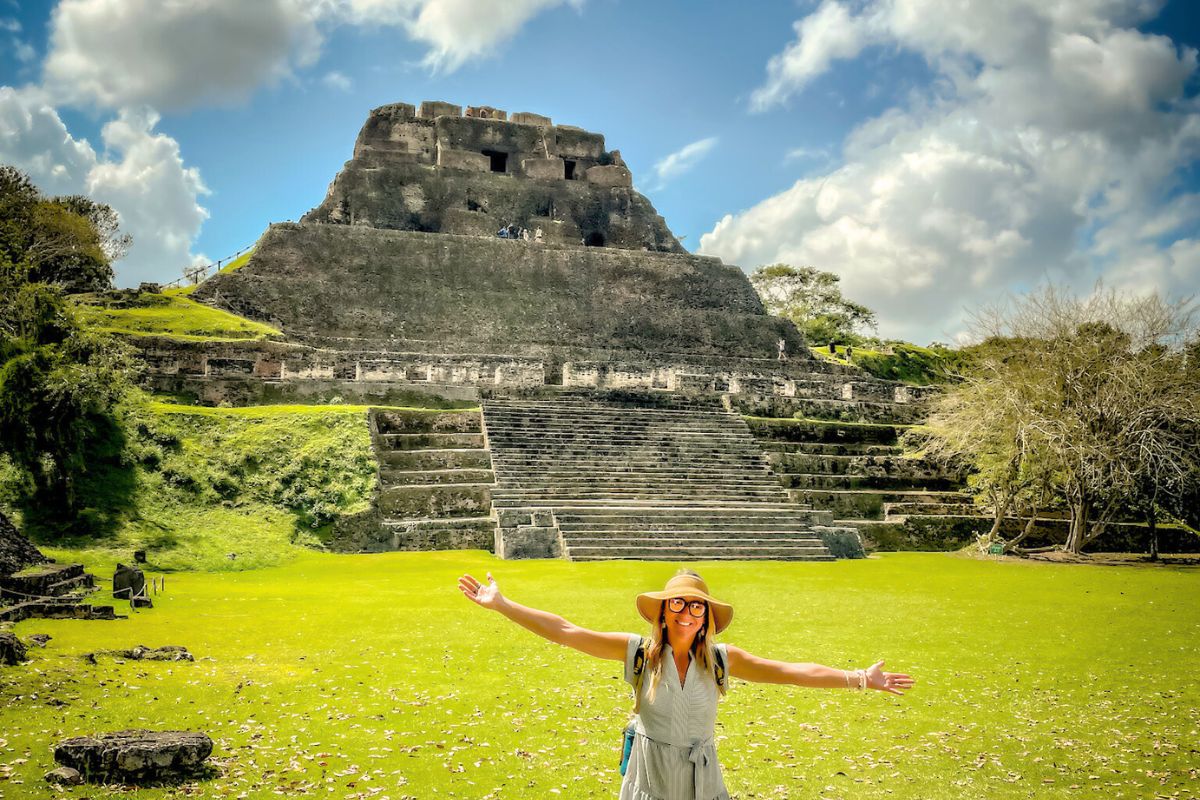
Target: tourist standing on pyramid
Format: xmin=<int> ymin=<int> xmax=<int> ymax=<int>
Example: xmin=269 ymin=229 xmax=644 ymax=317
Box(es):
xmin=457 ymin=569 xmax=914 ymax=799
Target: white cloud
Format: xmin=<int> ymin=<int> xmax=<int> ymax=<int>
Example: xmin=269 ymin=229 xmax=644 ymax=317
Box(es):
xmin=0 ymin=87 xmax=209 ymax=287
xmin=702 ymin=0 xmax=1200 ymax=344
xmin=646 ymin=137 xmax=718 ymax=191
xmin=43 ymin=0 xmax=324 ymax=111
xmin=41 ymin=0 xmax=580 ymax=111
xmin=13 ymin=40 xmax=34 ymax=63
xmin=402 ymin=0 xmax=580 ymax=72
xmin=321 ymin=70 xmax=353 ymax=91
xmin=750 ymin=2 xmax=872 ymax=112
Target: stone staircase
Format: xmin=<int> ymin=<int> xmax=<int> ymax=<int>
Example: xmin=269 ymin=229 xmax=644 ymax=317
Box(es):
xmin=743 ymin=410 xmax=981 ymax=546
xmin=482 ymin=396 xmax=837 ymax=561
xmin=372 ymin=408 xmax=495 ymax=551
xmin=0 ymin=563 xmax=117 ymax=623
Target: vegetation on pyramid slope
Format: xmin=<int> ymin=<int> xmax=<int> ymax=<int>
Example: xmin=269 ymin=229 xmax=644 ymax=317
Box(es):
xmin=8 ymin=399 xmax=378 ymax=572
xmin=73 ymin=290 xmax=281 ymax=341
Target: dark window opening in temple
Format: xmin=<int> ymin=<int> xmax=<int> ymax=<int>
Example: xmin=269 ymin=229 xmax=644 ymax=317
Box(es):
xmin=536 ymin=197 xmax=553 ymax=217
xmin=585 ymin=231 xmax=605 ymax=247
xmin=484 ymin=150 xmax=508 ymax=173
xmin=564 ymin=160 xmax=577 ymax=180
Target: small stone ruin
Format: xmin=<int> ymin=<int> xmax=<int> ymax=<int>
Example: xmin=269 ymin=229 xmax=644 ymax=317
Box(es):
xmin=52 ymin=730 xmax=214 ymax=785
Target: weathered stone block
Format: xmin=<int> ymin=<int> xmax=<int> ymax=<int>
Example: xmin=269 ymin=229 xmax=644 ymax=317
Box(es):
xmin=523 ymin=157 xmax=565 ymax=180
xmin=585 ymin=165 xmax=632 ymax=187
xmin=0 ymin=632 xmax=28 ymax=665
xmin=436 ymin=148 xmax=491 ymax=172
xmin=496 ymin=525 xmax=561 ymax=559
xmin=113 ymin=563 xmax=146 ymax=601
xmin=418 ymin=100 xmax=462 ymax=119
xmin=379 ymin=485 xmax=492 ymax=518
xmin=54 ymin=730 xmax=214 ymax=785
xmin=511 ymin=111 xmax=552 ymax=126
xmin=556 ymin=126 xmax=605 ymax=159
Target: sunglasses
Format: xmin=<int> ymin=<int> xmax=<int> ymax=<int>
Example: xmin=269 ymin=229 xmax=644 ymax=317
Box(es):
xmin=666 ymin=598 xmax=707 ymax=618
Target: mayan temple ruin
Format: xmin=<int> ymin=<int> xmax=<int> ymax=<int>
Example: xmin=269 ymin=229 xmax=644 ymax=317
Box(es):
xmin=140 ymin=100 xmax=968 ymax=561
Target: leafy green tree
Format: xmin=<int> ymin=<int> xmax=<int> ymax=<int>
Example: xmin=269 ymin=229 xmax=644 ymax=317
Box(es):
xmin=750 ymin=264 xmax=876 ymax=345
xmin=0 ymin=239 xmax=136 ymax=518
xmin=0 ymin=165 xmax=123 ymax=293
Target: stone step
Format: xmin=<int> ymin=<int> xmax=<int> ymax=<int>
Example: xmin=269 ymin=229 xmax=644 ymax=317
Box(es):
xmin=485 ymin=401 xmax=727 ymax=417
xmin=780 ymin=473 xmax=960 ymax=491
xmin=566 ymin=545 xmax=836 ymax=561
xmin=744 ymin=418 xmax=902 ymax=445
xmin=562 ymin=531 xmax=829 ymax=541
xmin=486 ymin=435 xmax=763 ymax=450
xmin=790 ymin=489 xmax=972 ymax=519
xmin=377 ymin=432 xmax=485 ymax=450
xmin=0 ymin=563 xmax=90 ymax=599
xmin=379 ymin=448 xmax=493 ymax=470
xmin=491 ymin=465 xmax=775 ymax=478
xmin=758 ymin=441 xmax=904 ymax=456
xmin=485 ymin=418 xmax=739 ymax=432
xmin=768 ymin=452 xmax=946 ymax=476
xmin=383 ymin=514 xmax=495 ymax=528
xmin=491 ymin=453 xmax=768 ymax=465
xmin=381 ymin=468 xmax=495 ymax=487
xmin=379 ymin=483 xmax=492 ymax=519
xmin=492 ymin=489 xmax=788 ymax=500
xmin=374 ymin=409 xmax=482 ymax=435
xmin=883 ymin=502 xmax=982 ymax=517
xmin=492 ymin=498 xmax=802 ymax=509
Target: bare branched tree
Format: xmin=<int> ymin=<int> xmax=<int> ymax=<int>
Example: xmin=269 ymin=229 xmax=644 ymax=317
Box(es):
xmin=919 ymin=284 xmax=1199 ymax=555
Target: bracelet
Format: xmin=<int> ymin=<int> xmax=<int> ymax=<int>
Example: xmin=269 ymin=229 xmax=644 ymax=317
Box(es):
xmin=843 ymin=669 xmax=851 ymax=689
xmin=857 ymin=668 xmax=866 ymax=690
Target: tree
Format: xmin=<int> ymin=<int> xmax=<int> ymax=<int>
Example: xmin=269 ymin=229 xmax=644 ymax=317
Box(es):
xmin=750 ymin=264 xmax=876 ymax=345
xmin=919 ymin=285 xmax=1199 ymax=555
xmin=0 ymin=165 xmax=124 ymax=293
xmin=0 ymin=243 xmax=135 ymax=517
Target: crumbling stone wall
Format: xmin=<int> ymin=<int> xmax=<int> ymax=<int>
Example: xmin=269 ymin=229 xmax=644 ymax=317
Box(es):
xmin=306 ymin=100 xmax=670 ymax=251
xmin=194 ymin=224 xmax=802 ymax=360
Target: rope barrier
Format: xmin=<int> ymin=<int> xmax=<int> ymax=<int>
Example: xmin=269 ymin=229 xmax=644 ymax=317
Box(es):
xmin=160 ymin=245 xmax=252 ymax=289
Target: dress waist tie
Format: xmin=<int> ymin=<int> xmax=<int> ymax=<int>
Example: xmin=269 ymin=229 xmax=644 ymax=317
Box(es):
xmin=633 ymin=728 xmax=719 ymax=800
xmin=687 ymin=737 xmax=716 ymax=800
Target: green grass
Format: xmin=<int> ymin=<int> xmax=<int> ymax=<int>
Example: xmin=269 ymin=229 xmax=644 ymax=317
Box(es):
xmin=1 ymin=552 xmax=1196 ymax=798
xmin=18 ymin=402 xmax=378 ymax=573
xmin=73 ymin=290 xmax=280 ymax=341
xmin=164 ymin=248 xmax=256 ymax=298
xmin=811 ymin=343 xmax=963 ymax=386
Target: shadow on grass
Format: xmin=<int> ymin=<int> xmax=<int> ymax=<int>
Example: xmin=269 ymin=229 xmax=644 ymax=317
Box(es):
xmin=20 ymin=411 xmax=136 ymax=547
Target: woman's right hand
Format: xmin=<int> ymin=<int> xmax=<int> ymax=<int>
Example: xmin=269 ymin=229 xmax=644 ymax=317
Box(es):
xmin=458 ymin=572 xmax=503 ymax=610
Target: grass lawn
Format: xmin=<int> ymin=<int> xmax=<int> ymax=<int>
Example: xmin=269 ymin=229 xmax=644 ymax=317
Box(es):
xmin=73 ymin=291 xmax=280 ymax=342
xmin=15 ymin=402 xmax=379 ymax=573
xmin=2 ymin=552 xmax=1196 ymax=798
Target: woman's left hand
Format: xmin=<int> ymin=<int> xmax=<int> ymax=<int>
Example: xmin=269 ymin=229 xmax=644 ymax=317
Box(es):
xmin=865 ymin=660 xmax=915 ymax=695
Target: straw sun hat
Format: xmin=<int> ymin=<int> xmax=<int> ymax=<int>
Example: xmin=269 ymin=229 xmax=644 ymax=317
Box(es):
xmin=636 ymin=572 xmax=733 ymax=634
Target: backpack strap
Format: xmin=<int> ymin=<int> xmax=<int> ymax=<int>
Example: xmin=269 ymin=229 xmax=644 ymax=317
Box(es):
xmin=631 ymin=637 xmax=647 ymax=714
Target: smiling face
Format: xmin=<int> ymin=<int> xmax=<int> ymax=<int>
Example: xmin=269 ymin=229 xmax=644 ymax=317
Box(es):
xmin=663 ymin=595 xmax=707 ymax=652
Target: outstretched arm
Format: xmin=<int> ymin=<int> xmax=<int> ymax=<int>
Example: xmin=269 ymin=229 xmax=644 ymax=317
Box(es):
xmin=458 ymin=572 xmax=629 ymax=661
xmin=726 ymin=645 xmax=914 ymax=695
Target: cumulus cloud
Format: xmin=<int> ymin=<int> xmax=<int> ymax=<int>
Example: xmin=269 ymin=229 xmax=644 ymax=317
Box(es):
xmin=702 ymin=0 xmax=1200 ymax=344
xmin=41 ymin=0 xmax=579 ymax=111
xmin=0 ymin=87 xmax=209 ymax=287
xmin=43 ymin=0 xmax=323 ymax=111
xmin=321 ymin=70 xmax=353 ymax=91
xmin=646 ymin=137 xmax=718 ymax=191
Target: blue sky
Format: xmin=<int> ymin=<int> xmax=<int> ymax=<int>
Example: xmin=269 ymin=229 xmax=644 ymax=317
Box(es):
xmin=2 ymin=0 xmax=1198 ymax=344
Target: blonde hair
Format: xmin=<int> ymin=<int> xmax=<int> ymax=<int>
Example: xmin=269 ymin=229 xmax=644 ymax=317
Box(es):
xmin=641 ymin=569 xmax=726 ymax=708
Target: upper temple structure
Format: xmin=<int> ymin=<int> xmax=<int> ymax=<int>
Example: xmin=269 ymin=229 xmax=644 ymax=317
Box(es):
xmin=187 ymin=99 xmax=812 ymax=375
xmin=136 ymin=101 xmax=946 ymax=563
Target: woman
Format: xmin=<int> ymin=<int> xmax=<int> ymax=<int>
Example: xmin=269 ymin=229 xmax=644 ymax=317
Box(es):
xmin=457 ymin=569 xmax=915 ymax=800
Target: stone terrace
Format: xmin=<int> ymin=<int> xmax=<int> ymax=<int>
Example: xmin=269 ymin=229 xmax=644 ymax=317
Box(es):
xmin=483 ymin=395 xmax=838 ymax=561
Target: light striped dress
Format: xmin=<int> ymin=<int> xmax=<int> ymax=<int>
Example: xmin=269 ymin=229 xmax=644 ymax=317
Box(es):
xmin=619 ymin=634 xmax=731 ymax=800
